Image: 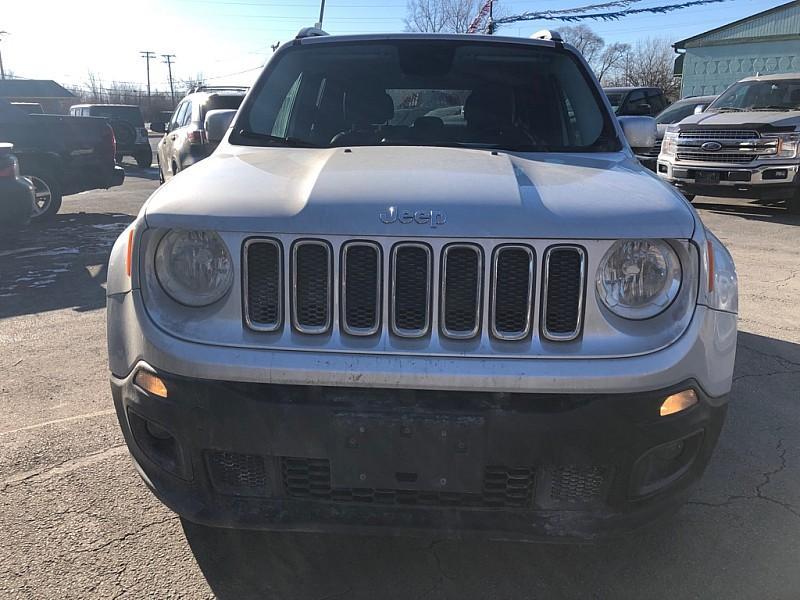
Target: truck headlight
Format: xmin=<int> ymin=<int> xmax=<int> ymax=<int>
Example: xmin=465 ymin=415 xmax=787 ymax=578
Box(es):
xmin=661 ymin=130 xmax=678 ymax=158
xmin=761 ymin=133 xmax=799 ymax=159
xmin=596 ymin=239 xmax=682 ymax=320
xmin=154 ymin=230 xmax=233 ymax=306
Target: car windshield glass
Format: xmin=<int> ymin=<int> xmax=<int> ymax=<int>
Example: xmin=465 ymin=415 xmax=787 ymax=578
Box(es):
xmin=91 ymin=106 xmax=145 ymax=125
xmin=709 ymin=79 xmax=800 ymax=112
xmin=234 ymin=40 xmax=618 ymax=152
xmin=604 ymin=92 xmax=624 ymax=112
xmin=656 ymin=102 xmax=698 ymax=124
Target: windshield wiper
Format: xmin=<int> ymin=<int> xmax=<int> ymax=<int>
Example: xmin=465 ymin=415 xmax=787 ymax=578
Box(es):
xmin=713 ymin=107 xmax=745 ymax=113
xmin=236 ymin=129 xmax=321 ymax=148
xmin=750 ymin=106 xmax=796 ymax=112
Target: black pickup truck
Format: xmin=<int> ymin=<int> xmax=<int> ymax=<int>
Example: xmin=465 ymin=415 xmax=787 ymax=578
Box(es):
xmin=0 ymin=100 xmax=125 ymax=218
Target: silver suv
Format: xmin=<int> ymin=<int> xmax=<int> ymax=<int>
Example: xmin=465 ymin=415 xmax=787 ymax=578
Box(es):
xmin=107 ymin=30 xmax=738 ymax=541
xmin=658 ymin=73 xmax=800 ymax=212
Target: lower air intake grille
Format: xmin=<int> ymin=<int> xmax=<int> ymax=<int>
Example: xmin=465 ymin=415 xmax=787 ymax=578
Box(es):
xmin=492 ymin=246 xmax=534 ymax=340
xmin=543 ymin=246 xmax=585 ymax=340
xmin=441 ymin=244 xmax=481 ymax=338
xmin=281 ymin=458 xmax=534 ymax=508
xmin=549 ymin=466 xmax=607 ymax=502
xmin=342 ymin=242 xmax=380 ymax=335
xmin=245 ymin=240 xmax=281 ymax=330
xmin=292 ymin=241 xmax=332 ymax=333
xmin=206 ymin=451 xmax=271 ymax=497
xmin=391 ymin=243 xmax=431 ymax=337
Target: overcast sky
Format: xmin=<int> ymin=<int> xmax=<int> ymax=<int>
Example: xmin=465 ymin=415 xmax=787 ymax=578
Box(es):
xmin=1 ymin=0 xmax=789 ymax=93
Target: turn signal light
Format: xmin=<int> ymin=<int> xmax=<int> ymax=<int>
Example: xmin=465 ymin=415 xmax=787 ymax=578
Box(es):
xmin=660 ymin=389 xmax=697 ymax=417
xmin=134 ymin=370 xmax=168 ymax=398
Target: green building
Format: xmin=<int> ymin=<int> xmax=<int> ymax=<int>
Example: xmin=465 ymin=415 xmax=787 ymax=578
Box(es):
xmin=674 ymin=0 xmax=800 ymax=98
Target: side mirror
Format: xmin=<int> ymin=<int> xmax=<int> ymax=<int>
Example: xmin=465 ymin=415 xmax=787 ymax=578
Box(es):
xmin=204 ymin=109 xmax=237 ymax=144
xmin=150 ymin=121 xmax=166 ymax=134
xmin=693 ymin=104 xmax=707 ymax=115
xmin=618 ymin=116 xmax=657 ymax=149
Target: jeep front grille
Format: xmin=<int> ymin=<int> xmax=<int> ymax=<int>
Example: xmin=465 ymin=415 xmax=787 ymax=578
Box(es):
xmin=391 ymin=243 xmax=432 ymax=337
xmin=243 ymin=238 xmax=586 ymax=343
xmin=292 ymin=240 xmax=332 ymax=334
xmin=542 ymin=246 xmax=585 ymax=341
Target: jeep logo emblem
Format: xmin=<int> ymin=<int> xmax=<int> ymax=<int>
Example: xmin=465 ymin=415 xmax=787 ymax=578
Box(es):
xmin=379 ymin=207 xmax=447 ymax=228
xmin=701 ymin=141 xmax=723 ymax=152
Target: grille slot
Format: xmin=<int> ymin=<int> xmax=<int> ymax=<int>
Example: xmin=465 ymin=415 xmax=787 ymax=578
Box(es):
xmin=491 ymin=245 xmax=534 ymax=340
xmin=206 ymin=451 xmax=271 ymax=497
xmin=542 ymin=246 xmax=585 ymax=341
xmin=391 ymin=243 xmax=432 ymax=337
xmin=677 ymin=152 xmax=755 ymax=164
xmin=549 ymin=465 xmax=607 ymax=503
xmin=292 ymin=240 xmax=332 ymax=334
xmin=440 ymin=244 xmax=482 ymax=339
xmin=282 ymin=458 xmax=534 ymax=508
xmin=341 ymin=242 xmax=381 ymax=336
xmin=244 ymin=239 xmax=282 ymax=331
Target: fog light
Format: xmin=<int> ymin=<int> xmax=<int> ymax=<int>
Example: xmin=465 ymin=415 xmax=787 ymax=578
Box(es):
xmin=660 ymin=389 xmax=697 ymax=416
xmin=763 ymin=169 xmax=788 ymax=180
xmin=134 ymin=370 xmax=168 ymax=398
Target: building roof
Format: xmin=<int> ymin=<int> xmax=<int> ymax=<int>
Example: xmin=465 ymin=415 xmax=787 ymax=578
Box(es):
xmin=0 ymin=79 xmax=76 ymax=99
xmin=674 ymin=0 xmax=800 ymax=49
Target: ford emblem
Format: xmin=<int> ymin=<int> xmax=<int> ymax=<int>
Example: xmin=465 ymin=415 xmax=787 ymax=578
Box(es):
xmin=701 ymin=141 xmax=723 ymax=152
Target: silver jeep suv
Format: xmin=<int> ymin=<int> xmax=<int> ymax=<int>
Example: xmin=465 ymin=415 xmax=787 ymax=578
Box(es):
xmin=107 ymin=30 xmax=738 ymax=541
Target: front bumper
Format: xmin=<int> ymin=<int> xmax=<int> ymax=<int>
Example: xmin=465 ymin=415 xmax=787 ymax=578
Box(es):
xmin=112 ymin=368 xmax=727 ymax=541
xmin=658 ymin=159 xmax=799 ymax=200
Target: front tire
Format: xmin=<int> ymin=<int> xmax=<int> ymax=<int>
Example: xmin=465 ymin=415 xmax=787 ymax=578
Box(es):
xmin=136 ymin=149 xmax=153 ymax=168
xmin=25 ymin=168 xmax=63 ymax=220
xmin=787 ymin=189 xmax=800 ymax=215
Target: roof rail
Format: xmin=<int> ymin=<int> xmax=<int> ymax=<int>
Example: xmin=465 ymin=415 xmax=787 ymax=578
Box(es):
xmin=530 ymin=29 xmax=563 ymax=43
xmin=296 ymin=26 xmax=329 ymax=39
xmin=189 ymin=85 xmax=249 ymax=94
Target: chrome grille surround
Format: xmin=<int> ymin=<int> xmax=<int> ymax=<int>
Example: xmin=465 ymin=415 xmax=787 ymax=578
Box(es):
xmin=391 ymin=242 xmax=433 ymax=338
xmin=541 ymin=246 xmax=586 ymax=342
xmin=440 ymin=243 xmax=483 ymax=339
xmin=243 ymin=238 xmax=282 ymax=332
xmin=491 ymin=245 xmax=535 ymax=341
xmin=341 ymin=241 xmax=381 ymax=336
xmin=678 ymin=129 xmax=759 ymax=139
xmin=291 ymin=240 xmax=333 ymax=334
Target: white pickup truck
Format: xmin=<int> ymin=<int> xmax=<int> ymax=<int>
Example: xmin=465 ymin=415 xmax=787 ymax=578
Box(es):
xmin=658 ymin=72 xmax=800 ymax=213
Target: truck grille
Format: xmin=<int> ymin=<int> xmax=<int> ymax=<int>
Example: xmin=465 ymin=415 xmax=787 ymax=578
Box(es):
xmin=678 ymin=129 xmax=758 ymax=139
xmin=676 ymin=152 xmax=755 ymax=164
xmin=243 ymin=239 xmax=585 ymax=343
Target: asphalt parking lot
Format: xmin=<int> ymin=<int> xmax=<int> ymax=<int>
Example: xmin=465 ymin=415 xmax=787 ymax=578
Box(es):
xmin=1 ymin=160 xmax=799 ymax=599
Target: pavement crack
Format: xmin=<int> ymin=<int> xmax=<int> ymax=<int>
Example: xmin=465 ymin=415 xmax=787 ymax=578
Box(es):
xmin=0 ymin=445 xmax=127 ymax=490
xmin=73 ymin=515 xmax=178 ymax=554
xmin=733 ymin=368 xmax=800 ymax=383
xmin=738 ymin=341 xmax=800 ymax=369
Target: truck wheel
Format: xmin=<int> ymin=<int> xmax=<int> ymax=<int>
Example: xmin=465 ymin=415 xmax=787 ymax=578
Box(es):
xmin=115 ymin=153 xmax=124 ymax=164
xmin=157 ymin=157 xmax=165 ymax=184
xmin=25 ymin=169 xmax=63 ymax=220
xmin=136 ymin=149 xmax=153 ymax=168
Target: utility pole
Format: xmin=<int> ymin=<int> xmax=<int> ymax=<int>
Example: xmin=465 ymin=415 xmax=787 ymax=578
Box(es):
xmin=162 ymin=54 xmax=176 ymax=104
xmin=487 ymin=0 xmax=495 ymax=35
xmin=0 ymin=31 xmax=8 ymax=80
xmin=315 ymin=0 xmax=326 ymax=28
xmin=140 ymin=51 xmax=156 ymax=100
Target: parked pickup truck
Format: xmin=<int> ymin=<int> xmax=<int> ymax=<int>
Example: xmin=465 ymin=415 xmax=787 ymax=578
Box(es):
xmin=107 ymin=29 xmax=738 ymax=544
xmin=0 ymin=100 xmax=125 ymax=218
xmin=658 ymin=73 xmax=800 ymax=213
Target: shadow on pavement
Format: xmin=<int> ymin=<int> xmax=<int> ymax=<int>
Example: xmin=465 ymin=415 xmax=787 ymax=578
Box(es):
xmin=0 ymin=212 xmax=132 ymax=318
xmin=181 ymin=331 xmax=800 ymax=600
xmin=694 ymin=198 xmax=800 ymax=226
xmin=123 ymin=165 xmax=160 ymax=181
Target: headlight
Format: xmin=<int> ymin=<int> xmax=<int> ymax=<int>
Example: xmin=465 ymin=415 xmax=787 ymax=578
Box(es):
xmin=761 ymin=133 xmax=799 ymax=159
xmin=703 ymin=230 xmax=738 ymax=313
xmin=154 ymin=230 xmax=233 ymax=306
xmin=661 ymin=130 xmax=678 ymax=157
xmin=596 ymin=239 xmax=682 ymax=320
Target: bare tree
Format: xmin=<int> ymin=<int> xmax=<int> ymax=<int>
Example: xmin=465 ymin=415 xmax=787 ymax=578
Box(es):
xmin=610 ymin=37 xmax=680 ymax=99
xmin=405 ymin=0 xmax=491 ymax=33
xmin=560 ymin=25 xmax=629 ymax=85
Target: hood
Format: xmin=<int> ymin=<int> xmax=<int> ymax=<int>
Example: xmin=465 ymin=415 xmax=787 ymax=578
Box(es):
xmin=676 ymin=110 xmax=800 ymax=131
xmin=145 ymin=145 xmax=695 ymax=239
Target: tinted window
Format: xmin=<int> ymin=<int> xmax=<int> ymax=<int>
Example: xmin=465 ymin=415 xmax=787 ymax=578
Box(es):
xmin=656 ymin=101 xmax=698 ymax=125
xmin=171 ymin=102 xmax=188 ymax=130
xmin=180 ymin=101 xmax=193 ymax=127
xmin=200 ymin=94 xmax=244 ymax=120
xmin=234 ymin=40 xmax=618 ymax=152
xmin=89 ymin=106 xmax=144 ymax=126
xmin=605 ymin=92 xmax=624 ymax=112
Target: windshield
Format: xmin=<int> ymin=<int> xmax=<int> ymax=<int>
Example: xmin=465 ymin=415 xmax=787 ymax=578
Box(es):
xmin=605 ymin=92 xmax=624 ymax=112
xmin=656 ymin=101 xmax=700 ymax=125
xmin=709 ymin=79 xmax=800 ymax=112
xmin=91 ymin=106 xmax=145 ymax=125
xmin=233 ymin=40 xmax=618 ymax=152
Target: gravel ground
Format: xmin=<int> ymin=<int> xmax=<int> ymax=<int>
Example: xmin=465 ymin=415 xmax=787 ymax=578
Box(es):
xmin=1 ymin=165 xmax=799 ymax=599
